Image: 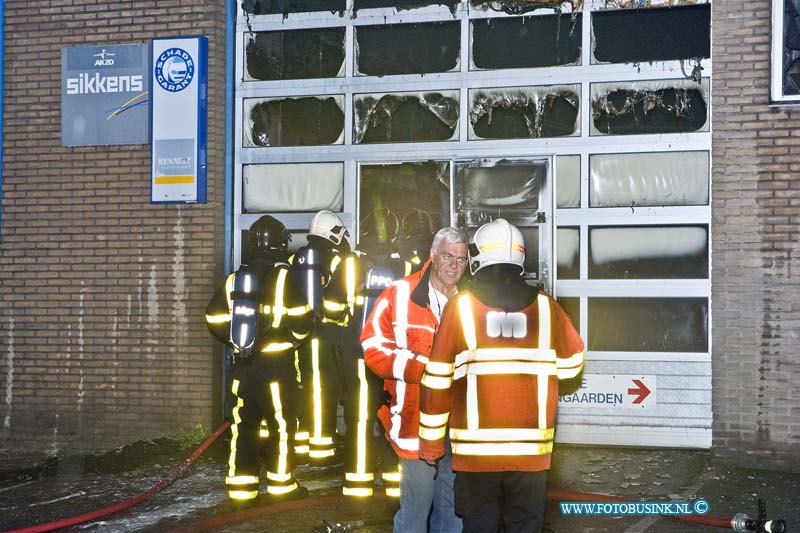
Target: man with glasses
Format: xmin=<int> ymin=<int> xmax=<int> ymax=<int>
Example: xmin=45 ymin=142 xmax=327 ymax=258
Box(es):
xmin=361 ymin=226 xmax=468 ymax=532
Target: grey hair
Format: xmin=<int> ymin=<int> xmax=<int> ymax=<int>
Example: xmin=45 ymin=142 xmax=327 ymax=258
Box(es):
xmin=430 ymin=226 xmax=469 ymax=253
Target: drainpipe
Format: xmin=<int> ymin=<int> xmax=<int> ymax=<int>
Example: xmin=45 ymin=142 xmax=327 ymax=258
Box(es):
xmin=222 ymin=0 xmax=235 ymax=418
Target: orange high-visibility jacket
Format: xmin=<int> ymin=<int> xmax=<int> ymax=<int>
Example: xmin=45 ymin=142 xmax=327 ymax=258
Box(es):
xmin=419 ymin=290 xmax=584 ymax=472
xmin=360 ymin=260 xmax=439 ymax=460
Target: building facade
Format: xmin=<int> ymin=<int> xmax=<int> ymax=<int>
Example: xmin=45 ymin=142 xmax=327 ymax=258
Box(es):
xmin=0 ymin=0 xmax=797 ymax=463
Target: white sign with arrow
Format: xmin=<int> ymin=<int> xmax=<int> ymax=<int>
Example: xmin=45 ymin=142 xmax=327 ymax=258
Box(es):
xmin=558 ymin=374 xmax=657 ymax=409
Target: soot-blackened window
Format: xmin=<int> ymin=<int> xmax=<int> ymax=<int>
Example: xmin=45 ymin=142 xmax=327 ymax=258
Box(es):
xmin=245 ymin=29 xmax=345 ymax=81
xmin=472 ymin=14 xmax=582 ymax=69
xmin=471 ymin=0 xmax=583 ymax=15
xmin=354 ymin=92 xmax=459 ymax=144
xmin=591 ymin=80 xmax=708 ymax=135
xmin=244 ymin=96 xmax=344 ymax=147
xmin=470 ymin=86 xmax=580 ymax=139
xmin=359 ymin=161 xmax=450 ymax=246
xmin=355 ymin=22 xmax=460 ymax=76
xmin=588 ymin=225 xmax=709 ymax=279
xmin=354 ymin=0 xmax=459 ymax=12
xmin=588 ymin=297 xmax=708 ymax=352
xmin=592 ymin=4 xmax=710 ymax=64
xmin=242 ymin=0 xmax=345 ymax=15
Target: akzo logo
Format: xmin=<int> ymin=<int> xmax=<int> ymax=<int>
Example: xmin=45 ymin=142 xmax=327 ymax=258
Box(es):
xmin=486 ymin=311 xmax=527 ymax=338
xmin=93 ymin=49 xmax=116 ymax=66
xmin=154 ymin=47 xmax=195 ymax=92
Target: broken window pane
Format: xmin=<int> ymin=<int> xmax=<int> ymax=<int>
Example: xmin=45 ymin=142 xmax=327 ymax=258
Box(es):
xmin=590 ymin=151 xmax=709 ymax=207
xmin=355 ymin=22 xmax=460 ymax=76
xmin=592 ymin=4 xmax=710 ymax=64
xmin=558 ymin=227 xmax=580 ymax=279
xmin=557 ymin=296 xmax=580 ymax=331
xmin=472 ymin=0 xmax=583 ymax=15
xmin=243 ymin=163 xmax=344 ymax=213
xmin=454 ymin=159 xmax=546 ymax=225
xmin=244 ymin=29 xmax=345 ymax=81
xmin=472 ymin=14 xmax=582 ymax=70
xmin=557 ymin=155 xmax=580 ymax=208
xmin=470 ymin=85 xmax=580 ymax=139
xmin=588 ymin=297 xmax=708 ymax=352
xmin=591 ymin=79 xmax=708 ymax=135
xmin=359 ymin=162 xmax=450 ymax=248
xmin=354 ymin=91 xmax=459 ymax=144
xmin=593 ymin=0 xmax=708 ymax=11
xmin=589 ymin=225 xmax=708 ymax=279
xmin=242 ymin=0 xmax=345 ymax=15
xmin=244 ymin=96 xmax=344 ymax=147
xmin=354 ymin=0 xmax=459 ymax=12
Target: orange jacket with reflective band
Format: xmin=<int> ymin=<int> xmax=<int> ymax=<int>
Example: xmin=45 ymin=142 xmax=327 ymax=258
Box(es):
xmin=360 ymin=260 xmax=439 ymax=460
xmin=419 ymin=290 xmax=584 ymax=472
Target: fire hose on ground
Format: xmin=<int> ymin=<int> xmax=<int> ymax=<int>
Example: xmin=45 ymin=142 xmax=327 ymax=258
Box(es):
xmin=1 ymin=420 xmax=787 ymax=533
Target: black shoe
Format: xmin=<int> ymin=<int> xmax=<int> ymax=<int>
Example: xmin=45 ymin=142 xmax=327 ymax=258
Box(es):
xmin=227 ymin=494 xmax=261 ymax=510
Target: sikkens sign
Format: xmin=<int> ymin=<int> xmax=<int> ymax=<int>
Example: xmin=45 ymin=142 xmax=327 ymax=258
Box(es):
xmin=60 ymin=44 xmax=150 ymax=146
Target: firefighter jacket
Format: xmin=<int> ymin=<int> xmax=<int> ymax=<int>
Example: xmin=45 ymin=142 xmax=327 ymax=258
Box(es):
xmin=204 ymin=260 xmax=313 ymax=355
xmin=418 ymin=289 xmax=584 ymax=472
xmin=361 ymin=259 xmax=442 ymax=460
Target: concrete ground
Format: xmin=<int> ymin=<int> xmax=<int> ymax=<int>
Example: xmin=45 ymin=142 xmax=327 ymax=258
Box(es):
xmin=0 ymin=435 xmax=797 ymax=533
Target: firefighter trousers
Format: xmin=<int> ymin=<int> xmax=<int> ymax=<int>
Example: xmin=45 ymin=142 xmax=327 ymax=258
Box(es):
xmin=226 ymin=353 xmax=299 ymax=501
xmin=296 ymin=326 xmax=339 ymax=461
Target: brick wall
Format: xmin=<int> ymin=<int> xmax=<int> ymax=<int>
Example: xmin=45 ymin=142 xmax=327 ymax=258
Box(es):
xmin=0 ymin=0 xmax=227 ymax=453
xmin=712 ymin=0 xmax=800 ymax=460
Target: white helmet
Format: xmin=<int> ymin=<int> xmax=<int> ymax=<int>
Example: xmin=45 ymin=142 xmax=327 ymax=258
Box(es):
xmin=469 ymin=218 xmax=526 ymax=275
xmin=309 ymin=210 xmax=349 ymax=246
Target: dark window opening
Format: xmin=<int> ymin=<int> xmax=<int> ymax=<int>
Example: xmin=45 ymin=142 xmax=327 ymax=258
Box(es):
xmin=245 ymin=28 xmax=345 ymax=81
xmin=472 ymin=13 xmax=582 ymax=69
xmin=242 ymin=0 xmax=345 ymax=15
xmin=354 ymin=93 xmax=459 ymax=144
xmin=354 ymin=0 xmax=459 ymax=13
xmin=248 ymin=97 xmax=344 ymax=146
xmin=359 ymin=161 xmax=450 ymax=247
xmin=592 ymin=86 xmax=707 ymax=135
xmin=592 ymin=4 xmax=710 ymax=64
xmin=356 ymin=22 xmax=460 ymax=76
xmin=588 ymin=297 xmax=708 ymax=352
xmin=471 ymin=88 xmax=579 ymax=139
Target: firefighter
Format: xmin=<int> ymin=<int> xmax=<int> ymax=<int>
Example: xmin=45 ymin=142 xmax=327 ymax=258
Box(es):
xmin=419 ymin=218 xmax=585 ymax=532
xmin=338 ymin=240 xmax=406 ymax=507
xmin=205 ymin=215 xmax=312 ymax=505
xmin=291 ymin=210 xmax=351 ymax=462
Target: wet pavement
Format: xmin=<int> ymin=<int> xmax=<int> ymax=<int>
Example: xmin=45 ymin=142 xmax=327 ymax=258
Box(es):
xmin=0 ymin=434 xmax=798 ymax=533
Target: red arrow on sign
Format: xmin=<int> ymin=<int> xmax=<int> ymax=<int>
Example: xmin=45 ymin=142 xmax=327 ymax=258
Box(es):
xmin=627 ymin=379 xmax=651 ymax=404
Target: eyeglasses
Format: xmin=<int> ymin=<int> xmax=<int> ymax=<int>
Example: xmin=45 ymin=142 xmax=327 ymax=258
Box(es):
xmin=439 ymin=252 xmax=469 ymax=266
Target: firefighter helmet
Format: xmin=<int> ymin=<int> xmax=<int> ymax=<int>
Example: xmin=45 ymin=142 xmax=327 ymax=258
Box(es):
xmin=309 ymin=210 xmax=349 ymax=246
xmin=469 ymin=218 xmax=525 ymax=275
xmin=248 ymin=215 xmax=291 ymax=258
